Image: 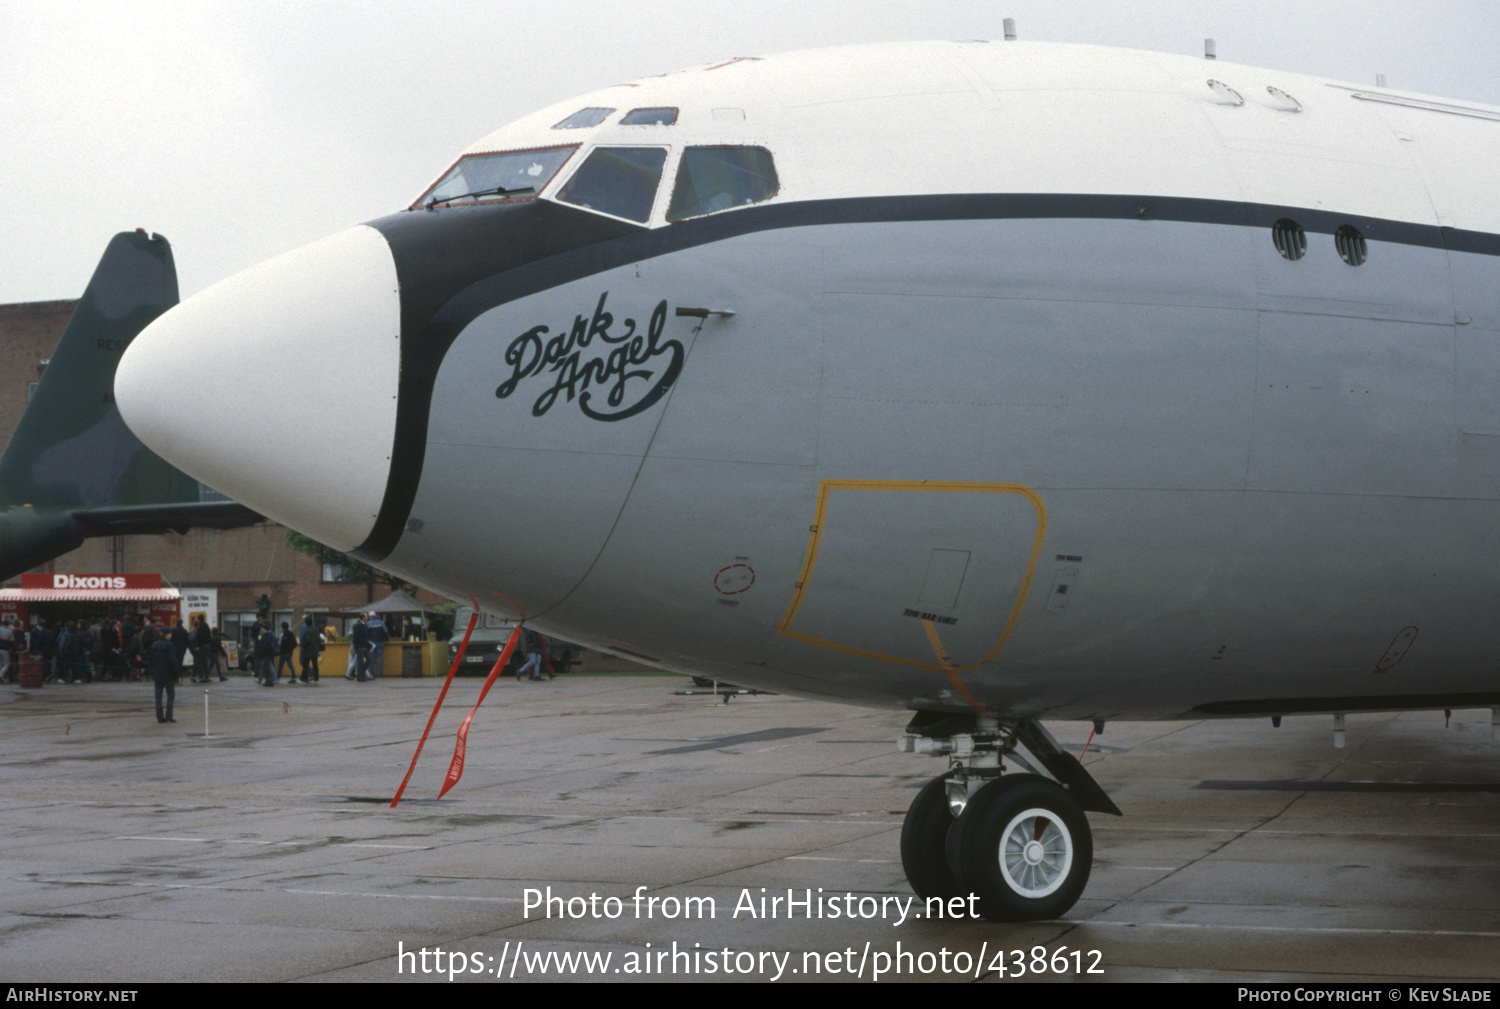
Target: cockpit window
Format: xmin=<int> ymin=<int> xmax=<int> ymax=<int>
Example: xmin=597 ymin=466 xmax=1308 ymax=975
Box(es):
xmin=554 ymin=147 xmax=667 ymax=224
xmin=666 ymin=146 xmax=779 ymax=221
xmin=620 ymin=107 xmax=678 ymax=126
xmin=414 ymin=146 xmax=576 ymax=209
xmin=553 ymin=107 xmax=615 ymax=129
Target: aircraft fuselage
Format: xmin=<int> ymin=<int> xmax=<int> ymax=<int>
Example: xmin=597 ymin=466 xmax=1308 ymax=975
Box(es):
xmin=117 ymin=40 xmax=1500 ymax=721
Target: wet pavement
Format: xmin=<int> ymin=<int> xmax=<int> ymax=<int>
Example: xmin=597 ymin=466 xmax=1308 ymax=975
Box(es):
xmin=0 ymin=670 xmax=1497 ymax=983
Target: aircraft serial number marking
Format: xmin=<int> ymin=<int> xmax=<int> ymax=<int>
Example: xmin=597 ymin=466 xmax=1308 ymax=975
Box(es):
xmin=903 ymin=609 xmax=957 ymax=626
xmin=494 ymin=292 xmax=683 ymax=422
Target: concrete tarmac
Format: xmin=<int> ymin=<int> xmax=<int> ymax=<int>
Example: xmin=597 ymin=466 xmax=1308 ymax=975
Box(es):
xmin=1 ymin=670 xmax=1497 ymax=983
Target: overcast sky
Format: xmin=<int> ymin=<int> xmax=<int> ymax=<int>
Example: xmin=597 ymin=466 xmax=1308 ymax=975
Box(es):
xmin=2 ymin=0 xmax=1496 ymax=303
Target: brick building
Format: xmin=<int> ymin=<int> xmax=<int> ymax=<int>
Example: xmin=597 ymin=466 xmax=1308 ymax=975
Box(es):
xmin=0 ymin=299 xmax=73 ymax=437
xmin=0 ymin=297 xmax=449 ymax=649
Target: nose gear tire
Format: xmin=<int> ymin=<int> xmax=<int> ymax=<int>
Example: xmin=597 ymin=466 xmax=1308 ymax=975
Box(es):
xmin=900 ymin=772 xmax=965 ymax=900
xmin=944 ymin=774 xmax=1092 ymax=921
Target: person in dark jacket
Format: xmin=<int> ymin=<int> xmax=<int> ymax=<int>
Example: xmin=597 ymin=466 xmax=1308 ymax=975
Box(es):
xmin=78 ymin=621 xmax=93 ymax=679
xmin=100 ymin=619 xmax=123 ymax=681
xmin=57 ymin=621 xmax=83 ymax=684
xmin=148 ymin=634 xmax=180 ymax=723
xmin=516 ymin=628 xmax=546 ymax=681
xmin=81 ymin=620 xmax=103 ymax=681
xmin=254 ymin=624 xmax=277 ymax=685
xmin=275 ymin=622 xmax=297 ymax=684
xmin=348 ymin=614 xmax=373 ymax=681
xmin=0 ymin=618 xmax=14 ymax=683
xmin=100 ymin=620 xmax=129 ymax=681
xmin=125 ymin=626 xmax=146 ymax=677
xmin=170 ymin=619 xmax=191 ymax=678
xmin=31 ymin=619 xmax=57 ymax=682
xmin=298 ymin=616 xmax=321 ymax=683
xmin=210 ymin=626 xmax=227 ymax=678
xmin=367 ymin=614 xmax=389 ymax=678
xmin=189 ymin=616 xmax=221 ymax=683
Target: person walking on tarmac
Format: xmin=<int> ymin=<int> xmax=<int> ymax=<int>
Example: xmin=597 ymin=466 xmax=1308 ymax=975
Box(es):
xmin=367 ymin=612 xmax=389 ymax=678
xmin=275 ymin=621 xmax=298 ymax=684
xmin=190 ymin=616 xmax=222 ymax=683
xmin=149 ymin=632 xmax=180 ymax=723
xmin=208 ymin=626 xmax=227 ymax=679
xmin=515 ymin=628 xmax=549 ymax=681
xmin=254 ymin=622 xmax=278 ymax=685
xmin=170 ymin=619 xmax=191 ymax=678
xmin=349 ymin=614 xmax=373 ymax=681
xmin=298 ymin=615 xmax=321 ymax=683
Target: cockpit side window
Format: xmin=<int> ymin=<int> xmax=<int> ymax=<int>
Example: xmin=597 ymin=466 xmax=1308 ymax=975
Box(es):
xmin=666 ymin=146 xmax=779 ymax=222
xmin=554 ymin=147 xmax=668 ymax=224
xmin=620 ymin=107 xmax=678 ymax=126
xmin=553 ymin=107 xmax=615 ymax=129
xmin=413 ymin=146 xmax=576 ymax=209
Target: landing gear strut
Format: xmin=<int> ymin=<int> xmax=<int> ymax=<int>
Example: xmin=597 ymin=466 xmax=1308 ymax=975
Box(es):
xmin=897 ymin=713 xmax=1120 ymax=921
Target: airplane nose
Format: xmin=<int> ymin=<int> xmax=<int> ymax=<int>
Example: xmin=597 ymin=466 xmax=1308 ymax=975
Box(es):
xmin=115 ymin=225 xmax=401 ymax=551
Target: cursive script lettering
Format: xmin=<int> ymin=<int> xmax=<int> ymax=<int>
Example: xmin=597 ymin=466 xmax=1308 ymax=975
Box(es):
xmin=494 ymin=292 xmax=683 ymax=422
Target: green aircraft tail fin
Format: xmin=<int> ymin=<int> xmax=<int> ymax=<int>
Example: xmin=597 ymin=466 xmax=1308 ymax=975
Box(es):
xmin=0 ymin=230 xmax=200 ymax=510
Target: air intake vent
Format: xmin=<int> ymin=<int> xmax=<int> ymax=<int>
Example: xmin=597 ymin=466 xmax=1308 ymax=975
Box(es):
xmin=1335 ymin=225 xmax=1367 ymax=267
xmin=1271 ymin=219 xmax=1306 ymax=261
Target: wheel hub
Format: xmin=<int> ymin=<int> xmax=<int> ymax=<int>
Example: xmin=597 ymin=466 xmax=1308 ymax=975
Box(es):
xmin=1000 ymin=807 xmax=1073 ymax=898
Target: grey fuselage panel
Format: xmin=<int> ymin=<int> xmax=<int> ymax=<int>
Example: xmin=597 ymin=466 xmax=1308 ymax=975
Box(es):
xmin=378 ymin=198 xmax=1500 ymax=719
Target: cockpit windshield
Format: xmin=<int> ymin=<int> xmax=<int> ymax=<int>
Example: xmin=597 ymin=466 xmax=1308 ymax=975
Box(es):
xmin=554 ymin=147 xmax=667 ymax=224
xmin=666 ymin=146 xmax=779 ymax=221
xmin=413 ymin=146 xmax=576 ymax=209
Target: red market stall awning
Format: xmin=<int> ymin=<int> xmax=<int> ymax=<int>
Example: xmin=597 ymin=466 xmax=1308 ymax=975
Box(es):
xmin=0 ymin=573 xmax=180 ymax=603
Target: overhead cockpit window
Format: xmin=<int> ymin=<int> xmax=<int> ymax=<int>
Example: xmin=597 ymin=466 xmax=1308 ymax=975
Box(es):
xmin=553 ymin=107 xmax=615 ymax=129
xmin=554 ymin=147 xmax=668 ymax=224
xmin=620 ymin=107 xmax=678 ymax=126
xmin=414 ymin=146 xmax=576 ymax=209
xmin=666 ymin=146 xmax=779 ymax=222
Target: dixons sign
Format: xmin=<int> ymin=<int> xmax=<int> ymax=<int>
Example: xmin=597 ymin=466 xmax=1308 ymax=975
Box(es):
xmin=20 ymin=573 xmax=163 ymax=590
xmin=56 ymin=575 xmax=125 ymax=589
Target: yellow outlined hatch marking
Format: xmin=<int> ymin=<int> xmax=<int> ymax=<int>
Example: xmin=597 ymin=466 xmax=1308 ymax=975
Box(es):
xmin=921 ymin=617 xmax=991 ymax=713
xmin=778 ymin=480 xmax=1048 ymax=673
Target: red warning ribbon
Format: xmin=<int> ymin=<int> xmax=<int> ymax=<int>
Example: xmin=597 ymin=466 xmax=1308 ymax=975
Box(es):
xmin=438 ymin=625 xmax=522 ymax=799
xmin=390 ymin=607 xmax=478 ymax=808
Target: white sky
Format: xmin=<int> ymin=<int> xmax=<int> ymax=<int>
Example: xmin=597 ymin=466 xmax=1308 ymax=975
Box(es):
xmin=2 ymin=0 xmax=1496 ymax=303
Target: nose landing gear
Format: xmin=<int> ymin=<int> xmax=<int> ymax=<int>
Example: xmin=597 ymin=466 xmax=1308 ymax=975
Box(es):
xmin=899 ymin=772 xmax=965 ymax=900
xmin=945 ymin=774 xmax=1093 ymax=920
xmin=898 ymin=714 xmax=1119 ymax=921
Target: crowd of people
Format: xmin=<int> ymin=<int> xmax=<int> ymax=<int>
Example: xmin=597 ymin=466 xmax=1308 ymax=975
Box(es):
xmin=0 ymin=610 xmax=433 ymax=723
xmin=0 ymin=611 xmax=431 ymax=684
xmin=247 ymin=613 xmax=326 ymax=686
xmin=0 ymin=614 xmax=217 ymax=685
